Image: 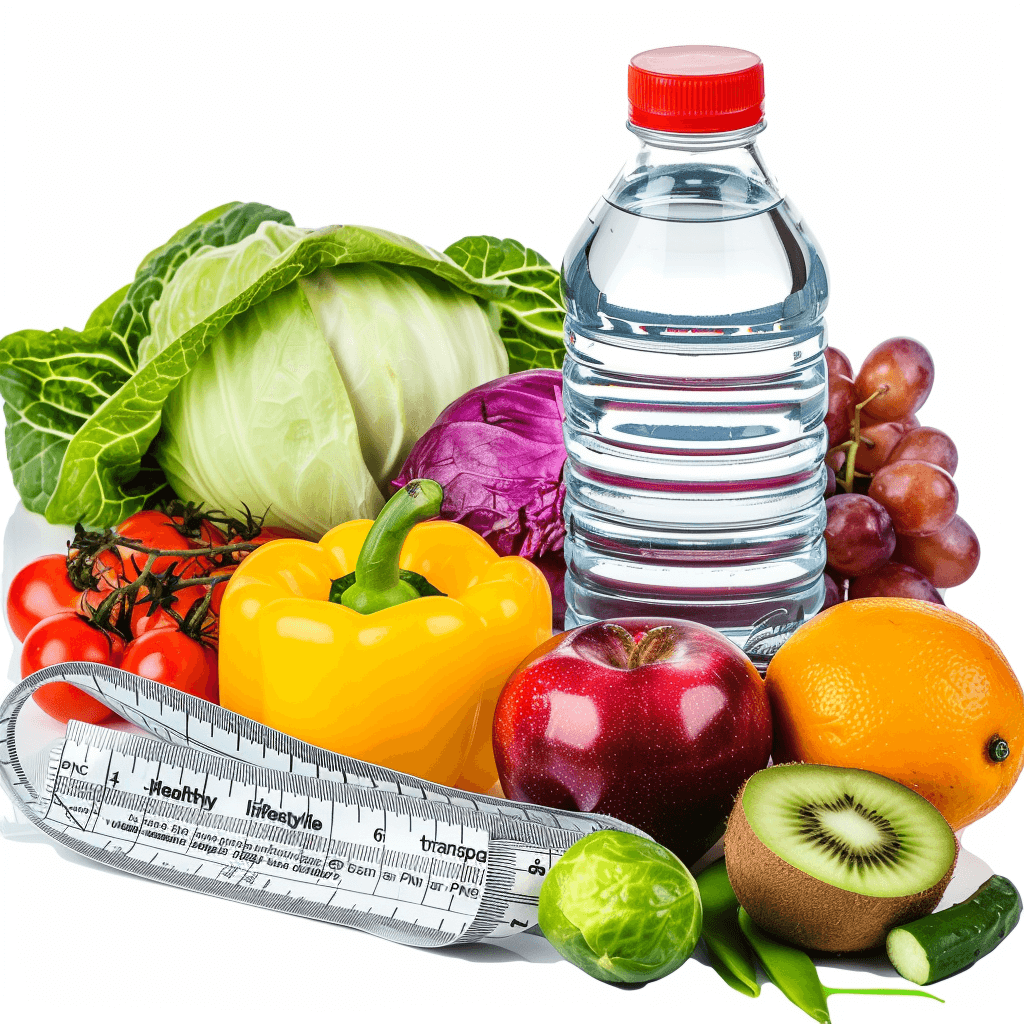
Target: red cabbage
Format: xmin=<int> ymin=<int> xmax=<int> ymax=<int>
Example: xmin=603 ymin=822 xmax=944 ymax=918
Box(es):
xmin=393 ymin=369 xmax=567 ymax=626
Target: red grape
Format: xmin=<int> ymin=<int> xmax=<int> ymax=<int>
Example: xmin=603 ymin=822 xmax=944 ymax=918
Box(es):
xmin=824 ymin=465 xmax=836 ymax=498
xmin=854 ymin=421 xmax=908 ymax=475
xmin=887 ymin=427 xmax=958 ymax=476
xmin=894 ymin=515 xmax=980 ymax=588
xmin=848 ymin=562 xmax=944 ymax=604
xmin=825 ymin=374 xmax=855 ymax=447
xmin=854 ymin=337 xmax=935 ymax=422
xmin=825 ymin=448 xmax=846 ymax=474
xmin=824 ymin=346 xmax=854 ymax=379
xmin=859 ymin=410 xmax=921 ymax=431
xmin=826 ymin=566 xmax=848 ymax=591
xmin=868 ymin=460 xmax=957 ymax=537
xmin=822 ymin=572 xmax=842 ymax=609
xmin=824 ymin=494 xmax=896 ymax=576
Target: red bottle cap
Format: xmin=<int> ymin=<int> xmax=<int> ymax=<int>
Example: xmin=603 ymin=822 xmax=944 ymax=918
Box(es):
xmin=628 ymin=45 xmax=765 ymax=134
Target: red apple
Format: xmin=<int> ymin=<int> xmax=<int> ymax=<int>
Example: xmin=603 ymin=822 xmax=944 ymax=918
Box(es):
xmin=493 ymin=618 xmax=772 ymax=865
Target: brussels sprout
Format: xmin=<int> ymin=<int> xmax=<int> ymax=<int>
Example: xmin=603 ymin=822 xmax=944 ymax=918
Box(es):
xmin=538 ymin=830 xmax=702 ymax=984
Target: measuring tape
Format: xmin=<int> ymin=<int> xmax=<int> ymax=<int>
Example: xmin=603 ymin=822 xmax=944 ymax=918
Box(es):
xmin=1 ymin=663 xmax=646 ymax=948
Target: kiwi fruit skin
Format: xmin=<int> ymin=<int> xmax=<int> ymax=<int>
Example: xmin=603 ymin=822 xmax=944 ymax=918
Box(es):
xmin=723 ymin=769 xmax=957 ymax=954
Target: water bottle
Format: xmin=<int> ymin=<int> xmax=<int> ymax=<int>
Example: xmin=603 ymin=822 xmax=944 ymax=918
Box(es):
xmin=561 ymin=45 xmax=829 ymax=664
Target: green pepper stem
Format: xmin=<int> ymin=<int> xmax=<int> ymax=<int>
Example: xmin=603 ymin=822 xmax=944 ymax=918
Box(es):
xmin=338 ymin=479 xmax=443 ymax=615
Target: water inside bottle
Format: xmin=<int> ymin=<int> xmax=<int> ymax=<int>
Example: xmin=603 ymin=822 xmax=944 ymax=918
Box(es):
xmin=561 ymin=144 xmax=829 ymax=664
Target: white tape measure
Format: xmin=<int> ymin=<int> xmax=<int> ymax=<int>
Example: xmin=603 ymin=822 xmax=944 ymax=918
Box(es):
xmin=1 ymin=663 xmax=646 ymax=948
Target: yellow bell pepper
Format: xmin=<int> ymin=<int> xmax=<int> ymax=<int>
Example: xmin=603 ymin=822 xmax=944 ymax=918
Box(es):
xmin=219 ymin=483 xmax=550 ymax=793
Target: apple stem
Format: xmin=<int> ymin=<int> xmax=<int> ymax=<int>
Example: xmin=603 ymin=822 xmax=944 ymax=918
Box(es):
xmin=601 ymin=624 xmax=677 ymax=669
xmin=628 ymin=626 xmax=676 ymax=669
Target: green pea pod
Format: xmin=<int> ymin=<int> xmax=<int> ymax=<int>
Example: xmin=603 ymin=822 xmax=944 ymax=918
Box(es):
xmin=738 ymin=909 xmax=832 ymax=1022
xmin=737 ymin=909 xmax=944 ymax=1024
xmin=695 ymin=860 xmax=760 ymax=998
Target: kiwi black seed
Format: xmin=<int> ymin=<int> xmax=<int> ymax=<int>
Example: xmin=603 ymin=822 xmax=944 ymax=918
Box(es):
xmin=723 ymin=763 xmax=957 ymax=953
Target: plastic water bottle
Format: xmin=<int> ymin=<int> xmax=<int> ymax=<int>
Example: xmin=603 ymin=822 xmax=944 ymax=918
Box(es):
xmin=561 ymin=45 xmax=829 ymax=664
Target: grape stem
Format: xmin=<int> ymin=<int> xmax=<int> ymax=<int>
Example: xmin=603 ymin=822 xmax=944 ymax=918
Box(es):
xmin=829 ymin=387 xmax=889 ymax=494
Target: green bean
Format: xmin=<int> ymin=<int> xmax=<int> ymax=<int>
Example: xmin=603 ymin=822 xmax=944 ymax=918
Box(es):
xmin=738 ymin=909 xmax=831 ymax=1021
xmin=694 ymin=859 xmax=760 ymax=998
xmin=738 ymin=909 xmax=944 ymax=1023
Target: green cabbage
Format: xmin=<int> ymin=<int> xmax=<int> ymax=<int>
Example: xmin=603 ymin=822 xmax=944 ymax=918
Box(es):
xmin=144 ymin=223 xmax=508 ymax=534
xmin=0 ymin=203 xmax=565 ymax=530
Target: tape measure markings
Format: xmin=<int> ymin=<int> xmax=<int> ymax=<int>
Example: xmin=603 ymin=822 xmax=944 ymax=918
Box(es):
xmin=2 ymin=663 xmax=649 ymax=947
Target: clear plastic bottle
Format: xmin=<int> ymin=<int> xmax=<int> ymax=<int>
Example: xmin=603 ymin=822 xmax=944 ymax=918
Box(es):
xmin=561 ymin=45 xmax=829 ymax=663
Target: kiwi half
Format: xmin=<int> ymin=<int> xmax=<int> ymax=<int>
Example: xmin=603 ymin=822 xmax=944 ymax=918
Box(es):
xmin=723 ymin=763 xmax=957 ymax=953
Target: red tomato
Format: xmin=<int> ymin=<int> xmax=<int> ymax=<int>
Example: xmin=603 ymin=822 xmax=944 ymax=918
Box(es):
xmin=174 ymin=516 xmax=227 ymax=549
xmin=6 ymin=555 xmax=84 ymax=641
xmin=77 ymin=586 xmax=108 ymax=615
xmin=21 ymin=612 xmax=120 ymax=724
xmin=207 ymin=568 xmax=235 ymax=617
xmin=176 ymin=517 xmax=229 ymax=575
xmin=107 ymin=631 xmax=127 ymax=663
xmin=131 ymin=582 xmax=211 ymax=635
xmin=76 ymin=589 xmax=130 ymax=653
xmin=106 ymin=510 xmax=196 ymax=583
xmin=120 ymin=631 xmax=218 ymax=703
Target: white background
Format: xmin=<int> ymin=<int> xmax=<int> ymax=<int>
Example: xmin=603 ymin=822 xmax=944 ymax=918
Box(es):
xmin=1 ymin=1 xmax=1022 ymax=1022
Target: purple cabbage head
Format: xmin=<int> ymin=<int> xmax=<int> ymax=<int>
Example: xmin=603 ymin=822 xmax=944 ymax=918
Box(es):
xmin=393 ymin=369 xmax=567 ymax=627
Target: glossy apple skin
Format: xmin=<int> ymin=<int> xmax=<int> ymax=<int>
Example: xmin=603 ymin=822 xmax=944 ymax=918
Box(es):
xmin=493 ymin=618 xmax=772 ymax=865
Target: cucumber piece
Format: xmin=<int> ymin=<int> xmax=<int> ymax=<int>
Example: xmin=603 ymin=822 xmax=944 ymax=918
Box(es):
xmin=886 ymin=874 xmax=1022 ymax=985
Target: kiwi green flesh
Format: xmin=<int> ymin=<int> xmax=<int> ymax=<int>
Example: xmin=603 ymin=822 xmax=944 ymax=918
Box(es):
xmin=742 ymin=764 xmax=956 ymax=899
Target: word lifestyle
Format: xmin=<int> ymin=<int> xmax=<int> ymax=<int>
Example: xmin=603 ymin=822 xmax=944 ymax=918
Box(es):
xmin=245 ymin=796 xmax=322 ymax=831
xmin=1 ymin=662 xmax=647 ymax=948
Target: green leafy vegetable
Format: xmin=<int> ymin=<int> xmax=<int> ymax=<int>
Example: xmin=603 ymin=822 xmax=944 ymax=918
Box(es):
xmin=109 ymin=201 xmax=295 ymax=368
xmin=444 ymin=236 xmax=564 ymax=371
xmin=0 ymin=201 xmax=292 ymax=519
xmin=138 ymin=224 xmax=509 ymax=536
xmin=83 ymin=285 xmax=131 ymax=332
xmin=0 ymin=205 xmax=566 ymax=531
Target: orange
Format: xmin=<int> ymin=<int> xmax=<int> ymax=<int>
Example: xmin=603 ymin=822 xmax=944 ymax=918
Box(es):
xmin=766 ymin=598 xmax=1024 ymax=832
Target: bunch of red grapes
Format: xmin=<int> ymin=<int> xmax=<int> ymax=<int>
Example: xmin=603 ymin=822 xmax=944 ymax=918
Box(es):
xmin=822 ymin=336 xmax=979 ymax=609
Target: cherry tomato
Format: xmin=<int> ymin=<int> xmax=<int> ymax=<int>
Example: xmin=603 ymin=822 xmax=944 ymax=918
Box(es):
xmin=171 ymin=515 xmax=227 ymax=549
xmin=120 ymin=631 xmax=218 ymax=703
xmin=175 ymin=517 xmax=229 ymax=575
xmin=77 ymin=586 xmax=110 ymax=615
xmin=107 ymin=631 xmax=127 ymax=662
xmin=131 ymin=582 xmax=212 ymax=635
xmin=105 ymin=510 xmax=196 ymax=584
xmin=6 ymin=555 xmax=84 ymax=641
xmin=22 ymin=612 xmax=120 ymax=724
xmin=76 ymin=588 xmax=132 ymax=652
xmin=207 ymin=568 xmax=235 ymax=617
